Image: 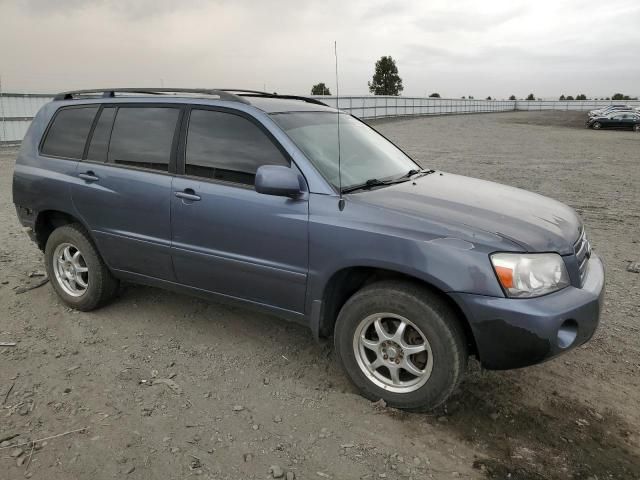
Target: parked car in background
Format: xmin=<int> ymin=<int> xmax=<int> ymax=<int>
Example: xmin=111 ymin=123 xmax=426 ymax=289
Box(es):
xmin=13 ymin=88 xmax=605 ymax=411
xmin=586 ymin=111 xmax=640 ymax=131
xmin=587 ymin=105 xmax=632 ymax=117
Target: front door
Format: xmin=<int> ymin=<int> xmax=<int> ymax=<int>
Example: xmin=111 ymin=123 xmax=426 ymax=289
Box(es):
xmin=170 ymin=108 xmax=309 ymax=313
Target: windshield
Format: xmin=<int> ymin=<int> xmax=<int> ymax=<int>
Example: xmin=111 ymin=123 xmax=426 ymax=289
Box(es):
xmin=271 ymin=112 xmax=419 ymax=191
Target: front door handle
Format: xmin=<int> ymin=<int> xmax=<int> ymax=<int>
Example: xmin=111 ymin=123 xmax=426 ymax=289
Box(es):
xmin=175 ymin=189 xmax=201 ymax=202
xmin=78 ymin=171 xmax=99 ymax=182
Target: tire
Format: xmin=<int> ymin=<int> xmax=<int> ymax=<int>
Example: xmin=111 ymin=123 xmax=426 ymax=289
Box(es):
xmin=634 ymin=124 xmax=640 ymax=132
xmin=44 ymin=223 xmax=119 ymax=311
xmin=592 ymin=122 xmax=601 ymax=129
xmin=334 ymin=280 xmax=467 ymax=411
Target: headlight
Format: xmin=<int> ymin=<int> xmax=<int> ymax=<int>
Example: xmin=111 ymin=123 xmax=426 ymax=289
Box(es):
xmin=490 ymin=253 xmax=570 ymax=298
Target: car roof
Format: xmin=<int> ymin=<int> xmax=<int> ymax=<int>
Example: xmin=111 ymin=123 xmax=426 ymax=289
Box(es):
xmin=51 ymin=88 xmax=337 ymax=114
xmin=246 ymin=96 xmax=335 ymax=113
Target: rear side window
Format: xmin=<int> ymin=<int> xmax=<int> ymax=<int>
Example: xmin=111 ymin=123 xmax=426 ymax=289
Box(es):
xmin=41 ymin=106 xmax=99 ymax=159
xmin=108 ymin=107 xmax=180 ymax=172
xmin=185 ymin=109 xmax=288 ymax=185
xmin=86 ymin=107 xmax=116 ymax=162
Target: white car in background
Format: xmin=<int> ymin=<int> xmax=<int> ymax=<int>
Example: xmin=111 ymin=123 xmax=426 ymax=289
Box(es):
xmin=588 ymin=105 xmax=631 ymax=117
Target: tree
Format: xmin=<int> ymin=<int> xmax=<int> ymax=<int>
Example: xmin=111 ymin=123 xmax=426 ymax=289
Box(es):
xmin=429 ymin=93 xmax=440 ymax=98
xmin=566 ymin=95 xmax=574 ymax=100
xmin=559 ymin=94 xmax=566 ymax=100
xmin=576 ymin=94 xmax=587 ymax=100
xmin=368 ymin=56 xmax=403 ymax=95
xmin=461 ymin=96 xmax=466 ymax=99
xmin=526 ymin=93 xmax=535 ymax=100
xmin=486 ymin=96 xmax=492 ymax=100
xmin=605 ymin=97 xmax=610 ymax=100
xmin=310 ymin=83 xmax=331 ymax=95
xmin=612 ymin=93 xmax=624 ymax=100
xmin=509 ymin=95 xmax=516 ymax=100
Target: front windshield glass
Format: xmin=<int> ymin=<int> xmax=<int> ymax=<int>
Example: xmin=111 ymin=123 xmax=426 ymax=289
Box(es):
xmin=271 ymin=112 xmax=419 ymax=191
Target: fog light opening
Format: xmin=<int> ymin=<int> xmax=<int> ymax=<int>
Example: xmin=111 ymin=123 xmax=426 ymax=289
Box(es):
xmin=557 ymin=319 xmax=578 ymax=349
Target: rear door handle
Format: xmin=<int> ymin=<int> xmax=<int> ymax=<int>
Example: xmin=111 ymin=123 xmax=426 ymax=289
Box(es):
xmin=78 ymin=172 xmax=99 ymax=182
xmin=175 ymin=189 xmax=201 ymax=202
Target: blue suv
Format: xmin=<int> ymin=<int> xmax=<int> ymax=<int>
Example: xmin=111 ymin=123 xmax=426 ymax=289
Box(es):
xmin=12 ymin=89 xmax=605 ymax=410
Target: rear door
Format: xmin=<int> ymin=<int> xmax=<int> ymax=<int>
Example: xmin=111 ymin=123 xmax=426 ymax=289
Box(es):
xmin=71 ymin=104 xmax=182 ymax=280
xmin=170 ymin=107 xmax=309 ymax=313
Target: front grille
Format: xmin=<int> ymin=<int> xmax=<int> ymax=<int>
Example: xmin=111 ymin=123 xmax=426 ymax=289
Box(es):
xmin=574 ymin=228 xmax=591 ymax=285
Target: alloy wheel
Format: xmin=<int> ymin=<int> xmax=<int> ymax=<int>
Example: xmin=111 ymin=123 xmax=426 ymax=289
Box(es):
xmin=52 ymin=242 xmax=89 ymax=297
xmin=352 ymin=313 xmax=434 ymax=393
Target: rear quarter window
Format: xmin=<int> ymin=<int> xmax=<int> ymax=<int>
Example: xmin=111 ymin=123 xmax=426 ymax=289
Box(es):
xmin=41 ymin=106 xmax=99 ymax=159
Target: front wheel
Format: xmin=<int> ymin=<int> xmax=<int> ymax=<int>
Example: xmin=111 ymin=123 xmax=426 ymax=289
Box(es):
xmin=592 ymin=122 xmax=602 ymax=129
xmin=633 ymin=124 xmax=640 ymax=132
xmin=334 ymin=280 xmax=467 ymax=411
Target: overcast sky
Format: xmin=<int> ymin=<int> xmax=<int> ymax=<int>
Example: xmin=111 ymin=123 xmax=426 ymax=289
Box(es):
xmin=1 ymin=0 xmax=639 ymax=99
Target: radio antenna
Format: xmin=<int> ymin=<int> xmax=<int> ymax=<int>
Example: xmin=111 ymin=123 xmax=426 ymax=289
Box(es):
xmin=335 ymin=41 xmax=345 ymax=211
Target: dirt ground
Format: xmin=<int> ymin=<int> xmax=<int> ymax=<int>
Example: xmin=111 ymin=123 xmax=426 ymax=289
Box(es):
xmin=1 ymin=111 xmax=638 ymax=480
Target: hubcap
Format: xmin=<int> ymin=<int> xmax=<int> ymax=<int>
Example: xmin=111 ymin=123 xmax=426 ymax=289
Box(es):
xmin=353 ymin=313 xmax=434 ymax=393
xmin=52 ymin=243 xmax=89 ymax=297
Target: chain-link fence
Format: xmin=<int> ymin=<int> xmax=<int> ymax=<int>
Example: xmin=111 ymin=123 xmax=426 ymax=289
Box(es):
xmin=1 ymin=93 xmax=638 ymax=144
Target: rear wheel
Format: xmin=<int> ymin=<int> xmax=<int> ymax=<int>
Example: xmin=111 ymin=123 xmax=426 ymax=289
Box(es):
xmin=592 ymin=122 xmax=602 ymax=129
xmin=334 ymin=280 xmax=467 ymax=411
xmin=633 ymin=124 xmax=640 ymax=132
xmin=45 ymin=224 xmax=119 ymax=311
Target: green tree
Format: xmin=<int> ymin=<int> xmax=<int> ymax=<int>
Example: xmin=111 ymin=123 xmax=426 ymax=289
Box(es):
xmin=566 ymin=95 xmax=574 ymax=100
xmin=310 ymin=83 xmax=331 ymax=95
xmin=559 ymin=94 xmax=566 ymax=100
xmin=486 ymin=96 xmax=492 ymax=100
xmin=368 ymin=56 xmax=403 ymax=95
xmin=576 ymin=94 xmax=587 ymax=100
xmin=526 ymin=93 xmax=535 ymax=100
xmin=612 ymin=93 xmax=624 ymax=100
xmin=509 ymin=95 xmax=516 ymax=100
xmin=429 ymin=92 xmax=440 ymax=98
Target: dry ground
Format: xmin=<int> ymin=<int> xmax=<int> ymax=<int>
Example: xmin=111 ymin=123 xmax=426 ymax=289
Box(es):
xmin=1 ymin=111 xmax=639 ymax=480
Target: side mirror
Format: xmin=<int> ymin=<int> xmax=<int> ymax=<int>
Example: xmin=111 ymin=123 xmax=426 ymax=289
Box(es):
xmin=255 ymin=165 xmax=304 ymax=198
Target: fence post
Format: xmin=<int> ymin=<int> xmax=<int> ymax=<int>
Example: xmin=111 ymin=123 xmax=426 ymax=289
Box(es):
xmin=0 ymin=75 xmax=6 ymax=144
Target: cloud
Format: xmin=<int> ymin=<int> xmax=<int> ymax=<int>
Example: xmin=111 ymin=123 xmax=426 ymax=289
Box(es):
xmin=0 ymin=0 xmax=638 ymax=98
xmin=412 ymin=5 xmax=527 ymax=33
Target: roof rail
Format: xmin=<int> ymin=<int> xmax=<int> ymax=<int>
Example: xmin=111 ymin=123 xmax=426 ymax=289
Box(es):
xmin=53 ymin=88 xmax=250 ymax=104
xmin=220 ymin=89 xmax=329 ymax=107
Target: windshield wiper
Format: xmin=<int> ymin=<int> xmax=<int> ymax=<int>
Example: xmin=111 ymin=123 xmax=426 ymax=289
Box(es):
xmin=341 ymin=178 xmax=392 ymax=194
xmin=342 ymin=169 xmax=436 ymax=194
xmin=397 ymin=168 xmax=435 ymax=180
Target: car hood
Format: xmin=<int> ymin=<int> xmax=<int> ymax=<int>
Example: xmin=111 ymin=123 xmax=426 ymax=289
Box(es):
xmin=350 ymin=172 xmax=581 ymax=255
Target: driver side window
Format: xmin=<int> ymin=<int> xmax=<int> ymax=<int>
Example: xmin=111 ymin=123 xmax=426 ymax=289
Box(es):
xmin=185 ymin=109 xmax=289 ymax=186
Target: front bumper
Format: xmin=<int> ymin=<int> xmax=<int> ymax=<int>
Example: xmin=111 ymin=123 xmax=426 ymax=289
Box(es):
xmin=450 ymin=253 xmax=605 ymax=370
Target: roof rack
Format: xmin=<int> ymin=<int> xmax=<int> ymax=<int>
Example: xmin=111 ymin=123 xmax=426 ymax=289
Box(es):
xmin=53 ymin=88 xmax=250 ymax=104
xmin=52 ymin=88 xmax=330 ymax=108
xmin=220 ymin=89 xmax=330 ymax=107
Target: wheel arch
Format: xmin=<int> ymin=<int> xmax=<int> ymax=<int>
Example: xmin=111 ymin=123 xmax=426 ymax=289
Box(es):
xmin=316 ymin=266 xmax=478 ymax=356
xmin=34 ymin=209 xmax=92 ymax=251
